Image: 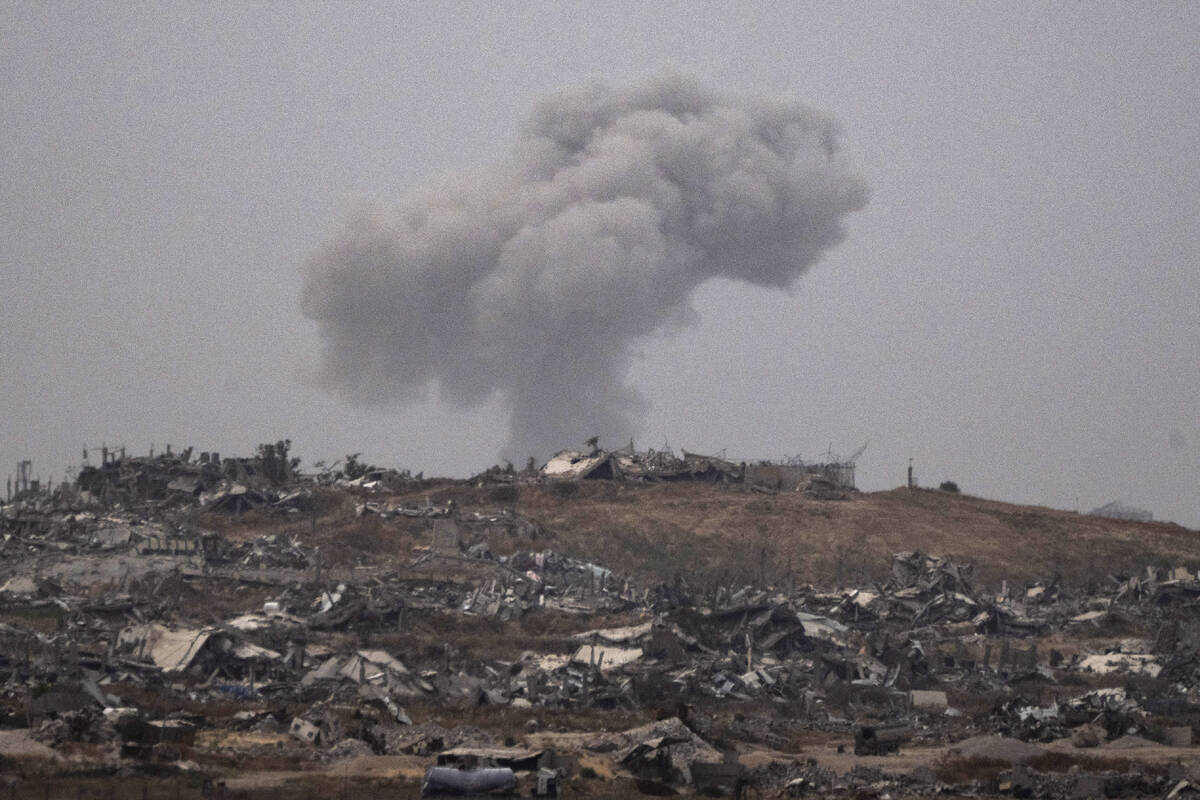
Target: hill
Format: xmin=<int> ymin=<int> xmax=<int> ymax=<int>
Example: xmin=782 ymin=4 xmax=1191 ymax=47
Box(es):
xmin=508 ymin=482 xmax=1198 ymax=587
xmin=265 ymin=479 xmax=1200 ymax=589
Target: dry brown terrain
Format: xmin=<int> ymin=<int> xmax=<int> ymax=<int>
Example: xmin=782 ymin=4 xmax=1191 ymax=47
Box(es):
xmin=477 ymin=482 xmax=1195 ymax=588
xmin=208 ymin=480 xmax=1199 ymax=590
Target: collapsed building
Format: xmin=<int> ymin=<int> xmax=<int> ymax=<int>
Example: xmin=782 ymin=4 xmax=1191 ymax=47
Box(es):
xmin=540 ymin=444 xmax=858 ymax=495
xmin=73 ymin=441 xmax=299 ymax=507
xmin=1 ymin=441 xmax=1199 ymax=797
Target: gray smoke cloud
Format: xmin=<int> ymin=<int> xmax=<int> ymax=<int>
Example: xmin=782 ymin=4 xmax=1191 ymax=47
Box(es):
xmin=300 ymin=73 xmax=869 ymax=463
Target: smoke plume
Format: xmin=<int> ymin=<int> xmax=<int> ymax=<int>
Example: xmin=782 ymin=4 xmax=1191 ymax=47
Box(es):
xmin=301 ymin=74 xmax=869 ymax=463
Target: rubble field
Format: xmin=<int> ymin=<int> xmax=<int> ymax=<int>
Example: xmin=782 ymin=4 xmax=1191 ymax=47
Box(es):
xmin=3 ymin=445 xmax=1200 ymax=799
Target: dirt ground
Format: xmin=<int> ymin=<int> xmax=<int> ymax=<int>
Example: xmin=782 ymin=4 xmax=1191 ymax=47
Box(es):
xmin=0 ymin=729 xmax=60 ymax=760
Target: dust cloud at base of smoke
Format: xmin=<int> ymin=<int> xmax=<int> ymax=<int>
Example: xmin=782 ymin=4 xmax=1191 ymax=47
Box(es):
xmin=301 ymin=73 xmax=869 ymax=463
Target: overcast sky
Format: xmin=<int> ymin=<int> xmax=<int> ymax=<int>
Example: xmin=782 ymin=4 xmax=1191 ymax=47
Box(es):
xmin=3 ymin=2 xmax=1197 ymax=528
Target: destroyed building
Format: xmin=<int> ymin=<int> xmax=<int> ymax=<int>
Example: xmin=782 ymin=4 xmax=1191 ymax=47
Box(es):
xmin=0 ymin=439 xmax=1198 ymax=798
xmin=73 ymin=440 xmax=300 ymax=507
xmin=540 ymin=444 xmax=857 ymax=494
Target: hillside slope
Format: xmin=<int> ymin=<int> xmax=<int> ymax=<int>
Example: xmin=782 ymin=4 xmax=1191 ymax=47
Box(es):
xmin=209 ymin=479 xmax=1197 ymax=590
xmin=495 ymin=482 xmax=1197 ymax=588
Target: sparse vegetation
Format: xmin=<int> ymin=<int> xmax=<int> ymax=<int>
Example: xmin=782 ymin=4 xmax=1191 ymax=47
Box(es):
xmin=342 ymin=452 xmax=378 ymax=480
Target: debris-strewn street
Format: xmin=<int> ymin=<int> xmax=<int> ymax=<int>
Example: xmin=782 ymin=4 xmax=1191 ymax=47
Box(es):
xmin=3 ymin=444 xmax=1200 ymax=798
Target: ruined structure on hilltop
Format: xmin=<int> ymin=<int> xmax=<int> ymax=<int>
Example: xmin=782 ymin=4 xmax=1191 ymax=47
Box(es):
xmin=540 ymin=443 xmax=858 ymax=496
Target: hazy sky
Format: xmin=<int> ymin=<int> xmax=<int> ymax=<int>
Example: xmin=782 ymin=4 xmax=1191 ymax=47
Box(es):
xmin=3 ymin=2 xmax=1198 ymax=528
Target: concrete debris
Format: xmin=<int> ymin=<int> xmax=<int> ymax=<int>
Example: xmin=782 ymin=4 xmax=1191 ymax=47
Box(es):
xmin=540 ymin=445 xmax=857 ymax=492
xmin=289 ymin=717 xmax=320 ymax=744
xmin=3 ymin=442 xmax=1200 ymax=797
xmin=1078 ymin=651 xmax=1161 ymax=677
xmin=118 ymin=624 xmax=212 ymax=673
xmin=908 ymin=689 xmax=948 ymax=712
xmin=1 ymin=575 xmax=38 ymax=594
xmin=613 ymin=718 xmax=724 ymax=788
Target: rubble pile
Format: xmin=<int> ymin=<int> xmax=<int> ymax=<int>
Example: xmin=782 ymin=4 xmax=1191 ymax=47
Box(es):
xmin=537 ymin=444 xmax=858 ymax=495
xmin=1 ymin=448 xmax=1199 ymax=797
